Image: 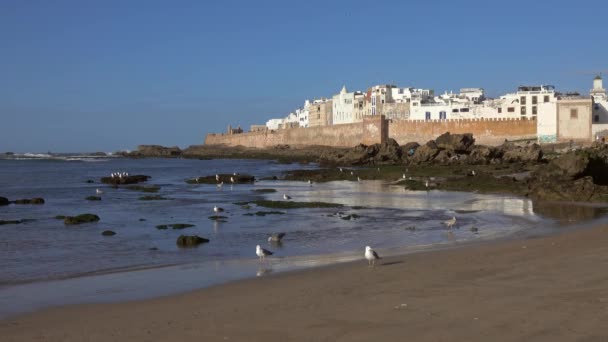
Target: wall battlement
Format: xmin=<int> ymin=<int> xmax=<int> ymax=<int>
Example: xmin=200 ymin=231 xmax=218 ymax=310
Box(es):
xmin=204 ymin=116 xmax=537 ymax=148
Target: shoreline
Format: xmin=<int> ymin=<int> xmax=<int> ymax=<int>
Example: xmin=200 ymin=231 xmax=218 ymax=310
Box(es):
xmin=3 ymin=220 xmax=608 ymax=340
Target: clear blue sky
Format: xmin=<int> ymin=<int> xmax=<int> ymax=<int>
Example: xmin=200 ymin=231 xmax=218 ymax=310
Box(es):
xmin=1 ymin=0 xmax=606 ymax=152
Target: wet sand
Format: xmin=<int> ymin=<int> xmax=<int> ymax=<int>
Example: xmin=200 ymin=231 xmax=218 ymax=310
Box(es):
xmin=2 ymin=225 xmax=608 ymax=341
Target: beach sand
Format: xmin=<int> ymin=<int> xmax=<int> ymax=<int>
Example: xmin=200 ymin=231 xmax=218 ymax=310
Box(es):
xmin=2 ymin=225 xmax=608 ymax=341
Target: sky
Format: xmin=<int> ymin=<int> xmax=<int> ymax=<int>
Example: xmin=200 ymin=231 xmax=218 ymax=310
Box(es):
xmin=1 ymin=0 xmax=607 ymax=152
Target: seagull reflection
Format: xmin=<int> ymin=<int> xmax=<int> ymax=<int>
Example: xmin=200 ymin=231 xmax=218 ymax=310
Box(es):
xmin=256 ymin=267 xmax=273 ymax=277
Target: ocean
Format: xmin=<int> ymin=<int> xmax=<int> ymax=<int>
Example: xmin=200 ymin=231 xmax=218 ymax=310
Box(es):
xmin=0 ymin=155 xmax=602 ymax=318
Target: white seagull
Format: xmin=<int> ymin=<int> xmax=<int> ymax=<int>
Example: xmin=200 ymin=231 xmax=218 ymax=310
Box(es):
xmin=215 ymin=174 xmax=220 ymax=182
xmin=230 ymin=176 xmax=235 ymax=184
xmin=256 ymin=244 xmax=273 ymax=262
xmin=308 ymin=180 xmax=313 ymax=185
xmin=268 ymin=232 xmax=286 ymax=243
xmin=95 ymin=188 xmax=103 ymax=195
xmin=471 ymin=170 xmax=476 ymax=176
xmin=365 ymin=246 xmax=381 ymax=267
xmin=443 ymin=216 xmax=457 ymax=229
xmin=425 ymin=180 xmax=430 ymax=189
xmin=357 ymin=176 xmax=361 ymax=182
xmin=213 ymin=206 xmax=224 ymax=214
xmin=283 ymin=193 xmax=291 ymax=200
xmin=402 ymin=173 xmax=406 ymax=179
xmin=216 ymin=181 xmax=224 ymax=189
xmin=339 ymin=167 xmax=343 ymax=172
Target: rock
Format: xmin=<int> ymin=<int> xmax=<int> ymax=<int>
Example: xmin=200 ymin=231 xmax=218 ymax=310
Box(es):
xmin=434 ymin=132 xmax=475 ymax=153
xmin=0 ymin=197 xmax=9 ymax=206
xmin=176 ymin=235 xmax=209 ymax=247
xmin=187 ymin=174 xmax=255 ymax=184
xmin=13 ymin=198 xmax=45 ymax=205
xmin=130 ymin=145 xmax=182 ymax=158
xmin=433 ymin=149 xmax=458 ymax=164
xmin=501 ymin=143 xmax=543 ymax=163
xmin=85 ymin=196 xmax=102 ymax=201
xmin=402 ymin=142 xmax=420 ymax=157
xmin=100 ymin=175 xmax=151 ymax=185
xmin=0 ymin=219 xmax=23 ymax=225
xmin=85 ymin=180 xmax=95 ymax=184
xmin=156 ymin=223 xmax=195 ymax=230
xmin=411 ymin=141 xmax=440 ymax=164
xmin=64 ymin=214 xmax=100 ymax=225
xmin=101 ymin=230 xmax=116 ymax=236
xmin=468 ymin=145 xmax=501 ymax=165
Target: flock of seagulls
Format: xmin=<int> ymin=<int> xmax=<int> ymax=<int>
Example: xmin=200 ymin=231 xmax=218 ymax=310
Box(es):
xmin=110 ymin=172 xmax=129 ymax=179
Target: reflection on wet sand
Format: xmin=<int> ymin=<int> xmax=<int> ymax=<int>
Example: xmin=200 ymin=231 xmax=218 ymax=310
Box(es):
xmin=533 ymin=202 xmax=608 ymax=224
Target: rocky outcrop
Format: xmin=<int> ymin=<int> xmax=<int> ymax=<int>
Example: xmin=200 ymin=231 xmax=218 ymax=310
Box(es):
xmin=13 ymin=198 xmax=45 ymax=205
xmin=126 ymin=145 xmax=182 ymax=158
xmin=434 ymin=132 xmax=475 ymax=153
xmin=501 ymin=143 xmax=543 ymax=163
xmin=527 ymin=145 xmax=608 ymax=201
xmin=101 ymin=175 xmax=151 ymax=185
xmin=411 ymin=141 xmax=440 ymax=164
xmin=101 ymin=230 xmax=116 ymax=236
xmin=176 ymin=235 xmax=210 ymax=247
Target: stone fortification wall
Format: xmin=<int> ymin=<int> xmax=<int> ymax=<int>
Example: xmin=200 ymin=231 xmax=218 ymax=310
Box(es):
xmin=205 ymin=116 xmax=387 ymax=148
xmin=389 ymin=118 xmax=537 ymax=146
xmin=205 ymin=116 xmax=536 ymax=148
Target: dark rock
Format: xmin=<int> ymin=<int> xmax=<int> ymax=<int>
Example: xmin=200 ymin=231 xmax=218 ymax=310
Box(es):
xmin=139 ymin=195 xmax=169 ymax=201
xmin=434 ymin=132 xmax=475 ymax=153
xmin=468 ymin=145 xmax=502 ymax=165
xmin=100 ymin=175 xmax=151 ymax=185
xmin=85 ymin=180 xmax=95 ymax=184
xmin=0 ymin=219 xmax=23 ymax=225
xmin=156 ymin=223 xmax=195 ymax=230
xmin=176 ymin=235 xmax=209 ymax=247
xmin=64 ymin=214 xmax=100 ymax=225
xmin=402 ymin=142 xmax=420 ymax=157
xmin=0 ymin=197 xmax=9 ymax=206
xmin=85 ymin=196 xmax=102 ymax=201
xmin=131 ymin=145 xmax=182 ymax=158
xmin=101 ymin=230 xmax=116 ymax=236
xmin=186 ymin=174 xmax=255 ymax=184
xmin=411 ymin=141 xmax=440 ymax=164
xmin=501 ymin=143 xmax=543 ymax=163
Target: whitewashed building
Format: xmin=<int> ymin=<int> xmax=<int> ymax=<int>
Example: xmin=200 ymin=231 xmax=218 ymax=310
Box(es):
xmin=591 ymin=75 xmax=608 ymax=137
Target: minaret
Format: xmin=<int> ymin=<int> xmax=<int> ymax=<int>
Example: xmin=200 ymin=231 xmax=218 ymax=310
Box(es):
xmin=591 ymin=74 xmax=606 ymax=101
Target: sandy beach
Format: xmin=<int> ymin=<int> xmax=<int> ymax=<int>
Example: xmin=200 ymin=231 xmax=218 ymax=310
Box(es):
xmin=2 ymin=224 xmax=608 ymax=341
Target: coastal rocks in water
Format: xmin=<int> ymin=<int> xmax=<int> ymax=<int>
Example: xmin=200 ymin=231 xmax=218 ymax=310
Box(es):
xmin=320 ymin=139 xmax=404 ymax=166
xmin=124 ymin=145 xmax=182 ymax=158
xmin=156 ymin=223 xmax=195 ymax=230
xmin=434 ymin=132 xmax=475 ymax=153
xmin=186 ymin=174 xmax=255 ymax=184
xmin=101 ymin=230 xmax=116 ymax=236
xmin=64 ymin=214 xmax=100 ymax=225
xmin=101 ymin=174 xmax=151 ymax=185
xmin=12 ymin=198 xmax=45 ymax=205
xmin=85 ymin=196 xmax=102 ymax=201
xmin=0 ymin=197 xmax=9 ymax=206
xmin=176 ymin=235 xmax=209 ymax=247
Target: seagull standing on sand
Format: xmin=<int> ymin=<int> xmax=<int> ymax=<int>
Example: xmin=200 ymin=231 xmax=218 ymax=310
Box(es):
xmin=213 ymin=206 xmax=224 ymax=214
xmin=96 ymin=188 xmax=103 ymax=195
xmin=443 ymin=216 xmax=457 ymax=229
xmin=365 ymin=246 xmax=381 ymax=267
xmin=283 ymin=193 xmax=291 ymax=200
xmin=268 ymin=232 xmax=286 ymax=243
xmin=256 ymin=245 xmax=273 ymax=262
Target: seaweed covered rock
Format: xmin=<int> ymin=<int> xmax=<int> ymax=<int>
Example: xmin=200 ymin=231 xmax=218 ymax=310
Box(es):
xmin=176 ymin=235 xmax=209 ymax=247
xmin=85 ymin=196 xmax=102 ymax=201
xmin=13 ymin=198 xmax=45 ymax=205
xmin=101 ymin=230 xmax=116 ymax=236
xmin=0 ymin=197 xmax=9 ymax=206
xmin=64 ymin=213 xmax=100 ymax=225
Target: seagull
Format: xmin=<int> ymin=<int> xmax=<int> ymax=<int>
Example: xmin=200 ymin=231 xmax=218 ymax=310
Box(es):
xmin=402 ymin=173 xmax=406 ymax=179
xmin=256 ymin=244 xmax=273 ymax=262
xmin=95 ymin=188 xmax=103 ymax=195
xmin=308 ymin=180 xmax=313 ymax=185
xmin=215 ymin=174 xmax=220 ymax=182
xmin=357 ymin=177 xmax=361 ymax=182
xmin=339 ymin=167 xmax=343 ymax=172
xmin=443 ymin=216 xmax=457 ymax=229
xmin=213 ymin=206 xmax=224 ymax=214
xmin=268 ymin=232 xmax=286 ymax=243
xmin=230 ymin=176 xmax=235 ymax=184
xmin=365 ymin=246 xmax=381 ymax=267
xmin=283 ymin=193 xmax=291 ymax=200
xmin=216 ymin=181 xmax=224 ymax=189
xmin=233 ymin=172 xmax=238 ymax=176
xmin=350 ymin=171 xmax=354 ymax=176
xmin=425 ymin=180 xmax=430 ymax=189
xmin=471 ymin=170 xmax=476 ymax=176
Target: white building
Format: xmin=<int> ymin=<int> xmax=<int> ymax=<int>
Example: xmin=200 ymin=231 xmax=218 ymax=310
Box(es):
xmin=332 ymin=86 xmax=357 ymax=125
xmin=295 ymin=100 xmax=311 ymax=128
xmin=265 ymin=118 xmax=283 ymax=130
xmin=496 ymin=85 xmax=557 ymax=118
xmin=591 ymin=75 xmax=608 ymax=137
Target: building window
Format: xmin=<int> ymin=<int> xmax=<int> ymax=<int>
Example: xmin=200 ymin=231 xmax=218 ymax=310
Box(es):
xmin=498 ymin=107 xmax=502 ymax=114
xmin=532 ymin=106 xmax=537 ymax=115
xmin=520 ymin=96 xmax=527 ymax=105
xmin=544 ymin=95 xmax=550 ymax=103
xmin=532 ymin=96 xmax=538 ymax=105
xmin=521 ymin=106 xmax=527 ymax=115
xmin=595 ymin=104 xmax=600 ymax=110
xmin=425 ymin=112 xmax=431 ymax=120
xmin=460 ymin=108 xmax=469 ymax=112
xmin=452 ymin=108 xmax=459 ymax=113
xmin=439 ymin=111 xmax=446 ymax=120
xmin=570 ymin=108 xmax=578 ymax=119
xmin=507 ymin=107 xmax=515 ymax=113
xmin=594 ymin=115 xmax=599 ymax=122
